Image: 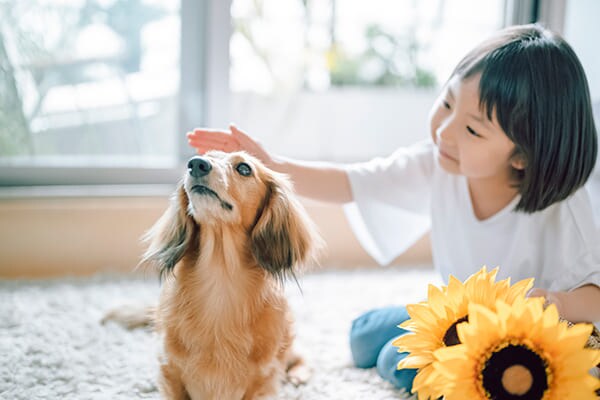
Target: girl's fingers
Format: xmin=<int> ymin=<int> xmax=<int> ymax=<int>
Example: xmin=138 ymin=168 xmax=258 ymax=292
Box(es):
xmin=189 ymin=127 xmax=228 ymax=133
xmin=188 ymin=137 xmax=229 ymax=148
xmin=203 ymin=138 xmax=240 ymax=152
xmin=223 ymin=138 xmax=241 ymax=152
xmin=230 ymin=124 xmax=252 ymax=144
xmin=188 ymin=141 xmax=237 ymax=154
xmin=230 ymin=124 xmax=264 ymax=152
xmin=230 ymin=124 xmax=243 ymax=137
xmin=228 ymin=124 xmax=272 ymax=165
xmin=188 ymin=128 xmax=230 ymax=141
xmin=187 ymin=128 xmax=241 ymax=153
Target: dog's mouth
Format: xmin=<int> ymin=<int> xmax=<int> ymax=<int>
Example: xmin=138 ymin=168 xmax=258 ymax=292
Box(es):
xmin=190 ymin=184 xmax=233 ymax=211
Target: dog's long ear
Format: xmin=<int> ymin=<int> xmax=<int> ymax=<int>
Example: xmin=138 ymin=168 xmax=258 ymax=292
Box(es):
xmin=251 ymin=174 xmax=321 ymax=283
xmin=139 ymin=184 xmax=198 ymax=280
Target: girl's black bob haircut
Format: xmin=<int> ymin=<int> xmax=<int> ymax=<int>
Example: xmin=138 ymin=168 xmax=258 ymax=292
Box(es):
xmin=452 ymin=24 xmax=597 ymax=213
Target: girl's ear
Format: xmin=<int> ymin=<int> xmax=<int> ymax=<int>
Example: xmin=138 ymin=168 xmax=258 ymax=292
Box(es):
xmin=138 ymin=184 xmax=198 ymax=280
xmin=511 ymin=152 xmax=527 ymax=170
xmin=250 ymin=175 xmax=321 ymax=283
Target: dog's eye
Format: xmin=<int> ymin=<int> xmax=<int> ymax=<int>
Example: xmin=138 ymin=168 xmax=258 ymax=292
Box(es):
xmin=236 ymin=162 xmax=252 ymax=177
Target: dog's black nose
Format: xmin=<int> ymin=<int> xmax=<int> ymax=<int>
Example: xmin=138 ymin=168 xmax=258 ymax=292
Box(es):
xmin=188 ymin=156 xmax=212 ymax=178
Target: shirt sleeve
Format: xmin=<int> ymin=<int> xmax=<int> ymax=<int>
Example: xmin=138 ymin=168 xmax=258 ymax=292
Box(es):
xmin=547 ymin=190 xmax=600 ymax=292
xmin=563 ymin=241 xmax=600 ymax=293
xmin=569 ymin=253 xmax=600 ymax=291
xmin=343 ymin=140 xmax=435 ymax=266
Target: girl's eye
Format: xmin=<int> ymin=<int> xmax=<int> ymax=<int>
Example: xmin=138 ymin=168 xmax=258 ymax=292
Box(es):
xmin=442 ymin=100 xmax=451 ymax=110
xmin=466 ymin=126 xmax=481 ymax=137
xmin=236 ymin=162 xmax=252 ymax=176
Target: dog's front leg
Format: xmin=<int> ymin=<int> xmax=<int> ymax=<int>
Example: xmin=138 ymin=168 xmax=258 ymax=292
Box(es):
xmin=241 ymin=379 xmax=276 ymax=400
xmin=160 ymin=362 xmax=191 ymax=400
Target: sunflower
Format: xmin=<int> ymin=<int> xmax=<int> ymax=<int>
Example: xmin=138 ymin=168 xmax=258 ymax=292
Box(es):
xmin=433 ymin=297 xmax=600 ymax=399
xmin=393 ymin=266 xmax=534 ymax=399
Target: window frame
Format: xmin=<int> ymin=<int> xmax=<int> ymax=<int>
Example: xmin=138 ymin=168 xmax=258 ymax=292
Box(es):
xmin=0 ymin=0 xmax=232 ymax=187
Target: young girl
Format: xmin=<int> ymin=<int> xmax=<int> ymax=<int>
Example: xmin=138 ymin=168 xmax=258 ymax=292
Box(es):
xmin=187 ymin=24 xmax=600 ymax=392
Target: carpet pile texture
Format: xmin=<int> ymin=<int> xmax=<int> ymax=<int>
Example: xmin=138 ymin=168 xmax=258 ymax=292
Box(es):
xmin=1 ymin=267 xmax=439 ymax=399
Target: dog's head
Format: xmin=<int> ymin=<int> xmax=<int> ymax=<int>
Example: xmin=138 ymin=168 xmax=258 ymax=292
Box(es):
xmin=141 ymin=151 xmax=321 ymax=282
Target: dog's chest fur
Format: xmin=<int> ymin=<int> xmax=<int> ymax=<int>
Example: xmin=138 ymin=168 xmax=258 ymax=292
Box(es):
xmin=156 ymin=227 xmax=289 ymax=395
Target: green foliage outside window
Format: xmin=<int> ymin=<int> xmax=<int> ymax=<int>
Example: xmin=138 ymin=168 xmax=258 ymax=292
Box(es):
xmin=328 ymin=24 xmax=436 ymax=88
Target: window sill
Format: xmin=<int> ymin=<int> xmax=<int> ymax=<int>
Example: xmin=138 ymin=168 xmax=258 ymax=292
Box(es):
xmin=0 ymin=184 xmax=176 ymax=200
xmin=0 ymin=188 xmax=432 ymax=278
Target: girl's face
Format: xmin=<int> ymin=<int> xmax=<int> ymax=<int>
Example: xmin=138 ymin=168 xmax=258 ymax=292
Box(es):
xmin=429 ymin=74 xmax=523 ymax=184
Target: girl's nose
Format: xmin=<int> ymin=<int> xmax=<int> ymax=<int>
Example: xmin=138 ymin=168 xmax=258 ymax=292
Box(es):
xmin=436 ymin=117 xmax=456 ymax=142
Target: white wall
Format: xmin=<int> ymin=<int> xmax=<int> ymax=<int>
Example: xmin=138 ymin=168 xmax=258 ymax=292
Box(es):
xmin=563 ymin=0 xmax=600 ymax=103
xmin=231 ymin=88 xmax=438 ymax=162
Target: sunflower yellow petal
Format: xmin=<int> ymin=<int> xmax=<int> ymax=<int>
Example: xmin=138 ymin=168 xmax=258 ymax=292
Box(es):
xmin=551 ymin=323 xmax=595 ymax=354
xmin=550 ymin=377 xmax=600 ymax=400
xmin=398 ymin=319 xmax=414 ymax=330
xmin=458 ymin=303 xmax=500 ymax=348
xmin=413 ymin=368 xmax=447 ymax=400
xmin=406 ymin=303 xmax=440 ymax=328
xmin=427 ymin=283 xmax=452 ymax=319
xmin=444 ymin=382 xmax=481 ymax=400
xmin=559 ymin=349 xmax=600 ymax=377
xmin=433 ymin=343 xmax=466 ymax=361
xmin=394 ymin=330 xmax=441 ymax=350
xmin=412 ymin=371 xmax=440 ymax=400
xmin=504 ymin=277 xmax=534 ymax=302
xmin=585 ymin=373 xmax=600 ymax=391
xmin=397 ymin=354 xmax=432 ymax=370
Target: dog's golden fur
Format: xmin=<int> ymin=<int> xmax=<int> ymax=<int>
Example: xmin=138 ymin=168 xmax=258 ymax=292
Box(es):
xmin=137 ymin=151 xmax=320 ymax=399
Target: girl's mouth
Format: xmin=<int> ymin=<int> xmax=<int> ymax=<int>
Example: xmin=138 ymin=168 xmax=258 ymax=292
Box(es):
xmin=439 ymin=148 xmax=458 ymax=162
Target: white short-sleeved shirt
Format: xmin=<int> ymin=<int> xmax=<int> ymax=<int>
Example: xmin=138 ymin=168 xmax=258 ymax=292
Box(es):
xmin=344 ymin=140 xmax=600 ymax=293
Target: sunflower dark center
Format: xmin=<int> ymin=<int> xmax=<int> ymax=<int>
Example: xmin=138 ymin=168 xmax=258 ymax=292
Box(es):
xmin=481 ymin=343 xmax=548 ymax=399
xmin=443 ymin=315 xmax=469 ymax=346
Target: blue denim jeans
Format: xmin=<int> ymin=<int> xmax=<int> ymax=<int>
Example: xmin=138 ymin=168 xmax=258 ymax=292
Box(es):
xmin=349 ymin=305 xmax=417 ymax=392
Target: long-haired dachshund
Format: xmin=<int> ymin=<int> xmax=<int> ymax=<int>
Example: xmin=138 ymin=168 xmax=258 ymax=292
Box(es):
xmin=107 ymin=151 xmax=321 ymax=399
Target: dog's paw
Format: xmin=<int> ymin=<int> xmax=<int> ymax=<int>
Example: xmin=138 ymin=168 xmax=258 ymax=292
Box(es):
xmin=286 ymin=363 xmax=312 ymax=386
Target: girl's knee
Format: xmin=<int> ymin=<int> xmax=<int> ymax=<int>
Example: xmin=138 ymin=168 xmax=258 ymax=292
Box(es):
xmin=376 ymin=336 xmax=417 ymax=393
xmin=349 ymin=306 xmax=410 ymax=369
xmin=349 ymin=310 xmax=383 ymax=368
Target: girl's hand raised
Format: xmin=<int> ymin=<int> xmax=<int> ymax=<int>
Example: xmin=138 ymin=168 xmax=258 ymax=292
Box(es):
xmin=186 ymin=124 xmax=275 ymax=168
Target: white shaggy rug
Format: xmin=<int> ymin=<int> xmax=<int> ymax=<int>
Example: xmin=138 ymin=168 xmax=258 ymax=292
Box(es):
xmin=0 ymin=266 xmax=440 ymax=400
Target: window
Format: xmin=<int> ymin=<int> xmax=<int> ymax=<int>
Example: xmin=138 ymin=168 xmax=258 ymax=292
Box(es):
xmin=0 ymin=0 xmax=207 ymax=186
xmin=3 ymin=1 xmax=545 ymax=187
xmin=228 ymin=0 xmax=506 ymax=162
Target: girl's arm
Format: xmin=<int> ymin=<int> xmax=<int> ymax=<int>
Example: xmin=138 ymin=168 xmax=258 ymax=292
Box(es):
xmin=529 ymin=284 xmax=600 ymax=323
xmin=270 ymin=156 xmax=353 ymax=203
xmin=187 ymin=125 xmax=353 ymax=204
